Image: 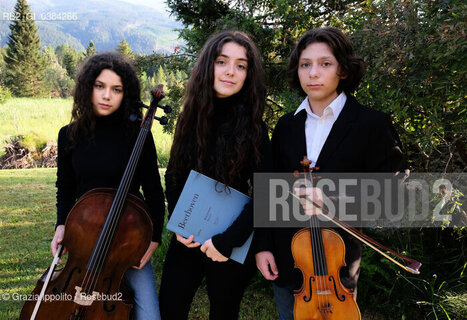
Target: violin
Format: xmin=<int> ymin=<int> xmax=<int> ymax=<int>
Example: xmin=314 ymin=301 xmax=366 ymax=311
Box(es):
xmin=291 ymin=156 xmax=421 ymax=319
xmin=291 ymin=157 xmax=360 ymax=319
xmin=19 ymin=86 xmax=170 ymax=320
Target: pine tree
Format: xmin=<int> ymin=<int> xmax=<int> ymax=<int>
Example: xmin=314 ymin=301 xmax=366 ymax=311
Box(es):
xmin=4 ymin=0 xmax=47 ymax=97
xmin=55 ymin=44 xmax=79 ymax=79
xmin=85 ymin=40 xmax=97 ymax=58
xmin=43 ymin=45 xmax=74 ymax=98
xmin=116 ymin=37 xmax=135 ymax=60
xmin=154 ymin=65 xmax=167 ymax=87
xmin=63 ymin=50 xmax=78 ymax=79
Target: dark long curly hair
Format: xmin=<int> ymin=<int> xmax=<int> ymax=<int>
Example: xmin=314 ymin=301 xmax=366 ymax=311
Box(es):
xmin=67 ymin=52 xmax=142 ymax=145
xmin=287 ymin=27 xmax=365 ymax=96
xmin=169 ymin=30 xmax=266 ymax=188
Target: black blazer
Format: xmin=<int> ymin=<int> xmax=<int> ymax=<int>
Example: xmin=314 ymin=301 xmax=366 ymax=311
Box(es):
xmin=256 ymin=95 xmax=404 ymax=288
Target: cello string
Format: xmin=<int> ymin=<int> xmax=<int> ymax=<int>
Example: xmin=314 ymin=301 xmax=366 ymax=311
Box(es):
xmin=81 ymin=114 xmax=150 ymax=296
xmin=89 ymin=109 xmax=152 ymax=290
xmin=85 ymin=121 xmax=149 ymax=295
xmin=83 ymin=134 xmax=143 ymax=296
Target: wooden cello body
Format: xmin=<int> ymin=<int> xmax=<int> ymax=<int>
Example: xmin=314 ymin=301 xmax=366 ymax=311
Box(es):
xmin=19 ymin=189 xmax=152 ymax=319
xmin=19 ymin=86 xmax=168 ymax=320
xmin=292 ymin=227 xmax=361 ymax=320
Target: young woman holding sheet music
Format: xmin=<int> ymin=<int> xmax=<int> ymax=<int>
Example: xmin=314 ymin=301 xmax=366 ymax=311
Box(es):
xmin=51 ymin=52 xmax=165 ymax=320
xmin=159 ymin=31 xmax=272 ymax=319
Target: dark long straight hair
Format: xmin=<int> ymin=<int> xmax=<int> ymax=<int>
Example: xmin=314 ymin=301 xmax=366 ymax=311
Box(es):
xmin=169 ymin=30 xmax=266 ymax=188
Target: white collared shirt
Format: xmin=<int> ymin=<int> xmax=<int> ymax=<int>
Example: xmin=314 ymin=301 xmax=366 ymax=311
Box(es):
xmin=294 ymin=92 xmax=347 ymax=168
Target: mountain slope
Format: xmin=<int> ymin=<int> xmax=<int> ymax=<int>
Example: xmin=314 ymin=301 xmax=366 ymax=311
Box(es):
xmin=0 ymin=0 xmax=181 ymax=53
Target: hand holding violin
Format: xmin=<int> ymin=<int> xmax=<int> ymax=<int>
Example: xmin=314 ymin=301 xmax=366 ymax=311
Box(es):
xmin=294 ymin=186 xmax=324 ymax=216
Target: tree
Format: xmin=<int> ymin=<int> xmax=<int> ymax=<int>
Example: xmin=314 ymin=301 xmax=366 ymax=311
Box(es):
xmin=43 ymin=45 xmax=74 ymax=97
xmin=167 ymin=0 xmax=466 ymax=172
xmin=85 ymin=40 xmax=97 ymax=58
xmin=116 ymin=37 xmax=135 ymax=60
xmin=350 ymin=0 xmax=466 ymax=172
xmin=166 ymin=0 xmax=361 ymax=128
xmin=4 ymin=0 xmax=47 ymax=97
xmin=154 ymin=65 xmax=167 ymax=87
xmin=55 ymin=44 xmax=79 ymax=79
xmin=165 ymin=1 xmax=467 ymax=319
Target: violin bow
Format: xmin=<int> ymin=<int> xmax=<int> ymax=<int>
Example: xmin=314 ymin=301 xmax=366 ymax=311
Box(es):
xmin=289 ymin=193 xmax=421 ymax=274
xmin=292 ymin=156 xmax=422 ymax=275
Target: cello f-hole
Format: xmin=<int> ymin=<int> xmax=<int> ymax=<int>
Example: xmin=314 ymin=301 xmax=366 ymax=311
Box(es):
xmin=53 ymin=266 xmax=81 ymax=294
xmin=103 ymin=276 xmax=117 ymax=312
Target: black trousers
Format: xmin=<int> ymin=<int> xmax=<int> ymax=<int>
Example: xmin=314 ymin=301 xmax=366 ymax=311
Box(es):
xmin=159 ymin=235 xmax=256 ymax=320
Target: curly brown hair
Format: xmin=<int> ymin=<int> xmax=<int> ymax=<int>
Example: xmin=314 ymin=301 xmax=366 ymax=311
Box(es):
xmin=287 ymin=27 xmax=365 ymax=96
xmin=67 ymin=52 xmax=142 ymax=145
xmin=169 ymin=30 xmax=266 ymax=188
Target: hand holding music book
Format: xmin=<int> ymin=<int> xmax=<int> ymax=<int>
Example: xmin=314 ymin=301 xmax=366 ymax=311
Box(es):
xmin=166 ymin=170 xmax=254 ymax=264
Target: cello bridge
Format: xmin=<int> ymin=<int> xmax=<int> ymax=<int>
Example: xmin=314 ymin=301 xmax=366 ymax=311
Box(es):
xmin=74 ymin=286 xmax=100 ymax=306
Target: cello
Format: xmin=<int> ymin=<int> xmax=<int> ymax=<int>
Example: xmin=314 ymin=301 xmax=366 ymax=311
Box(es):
xmin=19 ymin=86 xmax=169 ymax=320
xmin=291 ymin=156 xmax=421 ymax=319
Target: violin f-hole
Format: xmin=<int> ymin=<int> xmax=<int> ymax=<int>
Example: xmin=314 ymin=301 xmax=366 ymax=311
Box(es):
xmin=303 ymin=276 xmax=314 ymax=302
xmin=329 ymin=275 xmax=346 ymax=302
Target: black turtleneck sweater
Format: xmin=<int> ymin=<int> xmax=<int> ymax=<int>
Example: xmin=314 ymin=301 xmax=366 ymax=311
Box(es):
xmin=165 ymin=94 xmax=272 ymax=257
xmin=56 ymin=111 xmax=165 ymax=243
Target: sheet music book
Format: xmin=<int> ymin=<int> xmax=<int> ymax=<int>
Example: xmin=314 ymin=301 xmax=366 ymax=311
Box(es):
xmin=166 ymin=170 xmax=254 ymax=264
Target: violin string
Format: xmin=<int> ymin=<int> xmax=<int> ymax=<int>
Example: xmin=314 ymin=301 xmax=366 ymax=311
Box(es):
xmin=306 ymin=171 xmax=323 ymax=311
xmin=310 ymin=213 xmax=324 ymax=311
xmin=308 ymin=170 xmax=329 ymax=312
xmin=81 ymin=112 xmax=151 ymax=298
xmin=316 ymin=215 xmax=329 ymax=311
xmin=310 ymin=194 xmax=329 ymax=311
xmin=308 ymin=215 xmax=319 ymax=311
xmin=311 ymin=177 xmax=332 ymax=312
xmin=305 ymin=172 xmax=319 ymax=309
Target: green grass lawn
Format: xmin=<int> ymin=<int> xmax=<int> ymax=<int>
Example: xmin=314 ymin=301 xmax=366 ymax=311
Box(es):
xmin=0 ymin=168 xmax=277 ymax=320
xmin=1 ymin=171 xmax=461 ymax=319
xmin=0 ymin=98 xmax=173 ymax=167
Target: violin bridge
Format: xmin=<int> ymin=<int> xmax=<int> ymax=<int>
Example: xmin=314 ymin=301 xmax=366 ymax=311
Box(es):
xmin=74 ymin=286 xmax=101 ymax=306
xmin=316 ymin=289 xmax=332 ymax=295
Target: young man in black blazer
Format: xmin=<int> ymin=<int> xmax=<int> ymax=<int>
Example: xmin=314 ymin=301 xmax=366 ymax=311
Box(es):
xmin=255 ymin=27 xmax=404 ymax=319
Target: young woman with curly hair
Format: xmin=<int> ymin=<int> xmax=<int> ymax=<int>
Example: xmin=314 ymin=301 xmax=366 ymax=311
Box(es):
xmin=159 ymin=30 xmax=272 ymax=320
xmin=51 ymin=52 xmax=165 ymax=320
